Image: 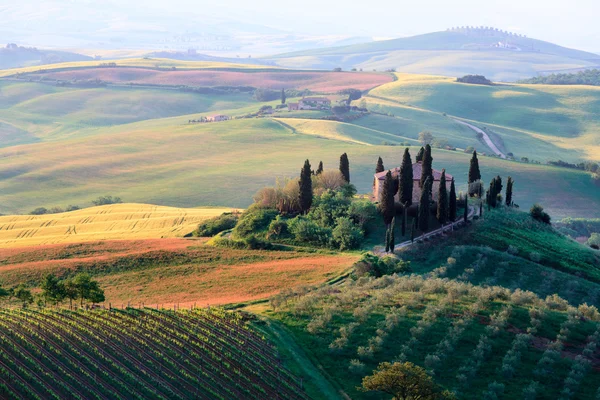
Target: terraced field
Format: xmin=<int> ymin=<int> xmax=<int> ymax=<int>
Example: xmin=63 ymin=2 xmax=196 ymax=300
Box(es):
xmin=0 ymin=204 xmax=232 ymax=247
xmin=0 ymin=307 xmax=308 ymax=399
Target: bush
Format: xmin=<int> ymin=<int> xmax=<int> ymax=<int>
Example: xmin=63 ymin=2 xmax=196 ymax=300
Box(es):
xmin=352 ymin=253 xmax=411 ymax=278
xmin=195 ymin=213 xmax=239 ymax=237
xmin=232 ymin=207 xmax=279 ymax=239
xmin=267 ymin=216 xmax=290 ymax=240
xmin=92 ymin=195 xmax=122 ymax=206
xmin=348 ymin=200 xmax=378 ymax=231
xmin=212 ymin=235 xmax=273 ymax=250
xmin=530 ymin=204 xmax=551 ymax=224
xmin=288 ymin=216 xmax=332 ymax=246
xmin=253 ymin=88 xmax=279 ymax=101
xmin=30 ymin=207 xmax=48 ymax=215
xmin=332 ymin=217 xmax=363 ymax=250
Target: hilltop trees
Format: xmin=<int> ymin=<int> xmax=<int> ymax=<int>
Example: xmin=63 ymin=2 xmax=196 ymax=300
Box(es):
xmin=41 ymin=274 xmax=66 ymax=305
xmin=437 ymin=169 xmax=448 ymax=225
xmin=316 ymin=161 xmax=324 ymax=175
xmin=506 ymin=176 xmax=514 ymax=206
xmin=418 ymin=177 xmax=433 ymax=233
xmin=299 ymin=159 xmax=313 ymax=213
xmin=449 ymin=178 xmax=457 ymax=222
xmin=486 ymin=176 xmax=503 ymax=209
xmin=340 ymin=153 xmax=350 ymax=183
xmin=361 ymin=362 xmax=452 ymax=400
xmin=379 ymin=171 xmax=396 ymax=227
xmin=41 ymin=273 xmax=105 ymax=308
xmin=468 ymin=151 xmax=481 ymax=196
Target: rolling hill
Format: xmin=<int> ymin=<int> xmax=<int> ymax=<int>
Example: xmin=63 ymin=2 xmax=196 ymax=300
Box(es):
xmin=267 ymin=28 xmax=600 ymax=81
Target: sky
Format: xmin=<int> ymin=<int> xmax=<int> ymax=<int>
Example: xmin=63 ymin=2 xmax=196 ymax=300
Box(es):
xmin=2 ymin=0 xmax=600 ymax=52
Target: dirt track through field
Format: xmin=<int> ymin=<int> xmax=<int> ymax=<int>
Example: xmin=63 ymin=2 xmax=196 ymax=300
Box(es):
xmin=452 ymin=118 xmax=506 ymax=158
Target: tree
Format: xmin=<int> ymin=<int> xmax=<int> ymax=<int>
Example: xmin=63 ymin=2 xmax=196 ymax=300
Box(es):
xmin=437 ymin=169 xmax=448 ymax=225
xmin=416 ymin=147 xmax=425 ymax=162
xmin=505 ymin=176 xmax=514 ymax=206
xmin=299 ymin=159 xmax=313 ymax=213
xmin=41 ymin=274 xmax=66 ymax=306
xmin=63 ymin=279 xmax=78 ymax=309
xmin=530 ymin=204 xmax=551 ymax=224
xmin=420 ymin=145 xmax=433 ymax=194
xmin=487 ymin=179 xmax=496 ymax=208
xmin=418 ymin=131 xmax=434 ymax=146
xmin=399 ymin=149 xmax=413 ymax=207
xmin=449 ymin=179 xmax=457 ymax=222
xmin=316 ymin=161 xmax=324 ymax=175
xmin=12 ymin=285 xmax=33 ymax=308
xmin=418 ymin=177 xmax=432 ymax=233
xmin=71 ymin=273 xmax=105 ymax=307
xmin=360 ymin=362 xmax=453 ymax=400
xmin=339 ymin=153 xmax=350 ymax=183
xmin=281 ymin=88 xmax=286 ymax=104
xmin=385 ymin=227 xmax=391 ymax=253
xmin=379 ymin=171 xmax=396 ymax=227
xmin=389 ymin=217 xmax=396 ymax=253
xmin=463 ymin=192 xmax=469 ymax=222
xmin=376 ymin=157 xmax=385 ymax=174
xmin=493 ymin=176 xmax=503 ymax=201
xmin=468 ymin=151 xmax=481 ymax=196
xmin=0 ymin=283 xmax=9 ymax=301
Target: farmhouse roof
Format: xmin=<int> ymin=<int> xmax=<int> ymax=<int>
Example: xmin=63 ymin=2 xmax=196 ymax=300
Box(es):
xmin=301 ymin=97 xmax=331 ymax=102
xmin=374 ymin=162 xmax=454 ymax=182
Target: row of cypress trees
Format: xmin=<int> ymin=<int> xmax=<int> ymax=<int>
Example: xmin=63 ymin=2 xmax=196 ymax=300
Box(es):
xmin=298 ymin=153 xmax=351 ymax=213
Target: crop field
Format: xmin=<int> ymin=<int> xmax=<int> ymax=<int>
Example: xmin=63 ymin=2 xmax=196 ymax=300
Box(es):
xmin=0 ymin=238 xmax=357 ymax=307
xmin=369 ymin=73 xmax=600 ymax=160
xmin=31 ymin=68 xmax=394 ymax=92
xmin=0 ymin=307 xmax=308 ymax=399
xmin=268 ymin=275 xmax=600 ymax=399
xmin=0 ymin=204 xmax=233 ymax=248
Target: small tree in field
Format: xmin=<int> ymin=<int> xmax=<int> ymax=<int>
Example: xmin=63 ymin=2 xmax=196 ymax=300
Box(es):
xmin=360 ymin=362 xmax=453 ymax=400
xmin=41 ymin=274 xmax=66 ymax=306
xmin=299 ymin=159 xmax=313 ymax=213
xmin=340 ymin=153 xmax=350 ymax=183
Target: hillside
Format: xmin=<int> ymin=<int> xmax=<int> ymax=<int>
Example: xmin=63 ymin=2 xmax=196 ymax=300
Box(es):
xmin=267 ymin=29 xmax=600 ymax=81
xmin=0 ymin=307 xmax=309 ymax=399
xmin=0 ymin=44 xmax=92 ymax=70
xmin=0 ymin=204 xmax=232 ymax=247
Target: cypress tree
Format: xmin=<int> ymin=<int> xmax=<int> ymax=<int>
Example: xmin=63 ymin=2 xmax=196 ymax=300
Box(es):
xmin=463 ymin=192 xmax=468 ymax=223
xmin=449 ymin=178 xmax=457 ymax=222
xmin=420 ymin=145 xmax=433 ymax=191
xmin=385 ymin=227 xmax=390 ymax=253
xmin=281 ymin=88 xmax=286 ymax=104
xmin=494 ymin=176 xmax=503 ymax=202
xmin=375 ymin=157 xmax=385 ymax=174
xmin=316 ymin=161 xmax=323 ymax=175
xmin=437 ymin=169 xmax=448 ymax=225
xmin=399 ymin=148 xmax=413 ymax=207
xmin=339 ymin=153 xmax=350 ymax=183
xmin=468 ymin=150 xmax=481 ymax=196
xmin=379 ymin=171 xmax=395 ymax=226
xmin=389 ymin=217 xmax=396 ymax=253
xmin=506 ymin=176 xmax=514 ymax=206
xmin=298 ymin=159 xmax=313 ymax=213
xmin=401 ymin=208 xmax=406 ymax=236
xmin=418 ymin=176 xmax=432 ymax=232
xmin=416 ymin=147 xmax=425 ymax=162
xmin=411 ymin=219 xmax=416 ymax=243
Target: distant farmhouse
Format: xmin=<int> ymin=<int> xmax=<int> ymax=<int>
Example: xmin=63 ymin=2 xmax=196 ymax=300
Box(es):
xmin=207 ymin=114 xmax=230 ymax=122
xmin=373 ymin=162 xmax=453 ymax=204
xmin=288 ymin=97 xmax=331 ymax=111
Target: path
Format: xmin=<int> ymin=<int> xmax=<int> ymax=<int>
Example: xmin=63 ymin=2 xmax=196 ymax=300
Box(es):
xmin=451 ymin=118 xmax=506 ymax=159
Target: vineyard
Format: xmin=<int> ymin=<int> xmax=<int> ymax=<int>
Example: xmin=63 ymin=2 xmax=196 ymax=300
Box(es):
xmin=0 ymin=307 xmax=308 ymax=400
xmin=270 ymin=275 xmax=600 ymax=399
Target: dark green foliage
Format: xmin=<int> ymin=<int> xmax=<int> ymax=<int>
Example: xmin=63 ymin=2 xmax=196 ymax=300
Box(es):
xmin=411 ymin=219 xmax=416 ymax=242
xmin=232 ymin=207 xmax=279 ymax=239
xmin=416 ymin=147 xmax=425 ymax=162
xmin=420 ymin=145 xmax=433 ymax=194
xmin=195 ymin=213 xmax=239 ymax=237
xmin=437 ymin=169 xmax=448 ymax=225
xmin=29 ymin=207 xmax=48 ymax=215
xmin=487 ymin=179 xmax=497 ymax=208
xmin=92 ymin=195 xmax=122 ymax=206
xmin=494 ymin=175 xmax=503 ymax=198
xmin=287 ymin=217 xmax=333 ymax=247
xmin=389 ymin=217 xmax=396 ymax=253
xmin=506 ymin=176 xmax=514 ymax=206
xmin=449 ymin=179 xmax=457 ymax=222
xmin=281 ymin=88 xmax=286 ymax=104
xmin=463 ymin=192 xmax=468 ymax=222
xmin=213 ymin=235 xmax=274 ymax=250
xmin=316 ymin=161 xmax=324 ymax=175
xmin=348 ymin=200 xmax=378 ymax=231
xmin=266 ymin=216 xmax=290 ymax=240
xmin=339 ymin=153 xmax=350 ymax=183
xmin=418 ymin=177 xmax=432 ymax=232
xmin=385 ymin=227 xmax=391 ymax=253
xmin=253 ymin=88 xmax=279 ymax=101
xmin=332 ymin=217 xmax=364 ymax=250
xmin=379 ymin=171 xmax=396 ymax=226
xmin=518 ymin=69 xmax=600 ymax=86
xmin=299 ymin=159 xmax=313 ymax=213
xmin=351 ymin=253 xmax=410 ymax=278
xmin=530 ymin=204 xmax=551 ymax=224
xmin=399 ymin=148 xmax=413 ymax=207
xmin=12 ymin=284 xmax=33 ymax=308
xmin=69 ymin=273 xmax=105 ymax=306
xmin=41 ymin=274 xmax=66 ymax=305
xmin=308 ymin=190 xmax=351 ymax=227
xmin=468 ymin=151 xmax=481 ymax=195
xmin=376 ymin=157 xmax=385 ymax=174
xmin=457 ymin=74 xmax=493 ymax=85
xmin=401 ymin=207 xmax=407 ymax=236
xmin=339 ymin=88 xmax=362 ymax=101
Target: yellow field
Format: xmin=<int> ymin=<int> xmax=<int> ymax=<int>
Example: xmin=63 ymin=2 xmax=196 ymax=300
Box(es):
xmin=0 ymin=203 xmax=234 ymax=248
xmin=0 ymin=57 xmax=279 ymax=77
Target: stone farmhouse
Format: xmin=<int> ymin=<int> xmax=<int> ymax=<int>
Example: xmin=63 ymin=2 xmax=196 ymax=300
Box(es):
xmin=288 ymin=97 xmax=331 ymax=111
xmin=373 ymin=162 xmax=453 ymax=204
xmin=207 ymin=114 xmax=230 ymax=122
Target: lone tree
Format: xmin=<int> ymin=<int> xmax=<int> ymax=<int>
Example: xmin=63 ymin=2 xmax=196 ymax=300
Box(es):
xmin=437 ymin=169 xmax=448 ymax=225
xmin=420 ymin=145 xmax=433 ymax=195
xmin=418 ymin=131 xmax=434 ymax=146
xmin=449 ymin=178 xmax=457 ymax=222
xmin=339 ymin=153 xmax=350 ymax=183
xmin=505 ymin=176 xmax=514 ymax=206
xmin=299 ymin=159 xmax=313 ymax=213
xmin=418 ymin=176 xmax=433 ymax=233
xmin=416 ymin=147 xmax=425 ymax=162
xmin=316 ymin=161 xmax=324 ymax=175
xmin=379 ymin=171 xmax=396 ymax=227
xmin=281 ymin=88 xmax=286 ymax=104
xmin=468 ymin=151 xmax=481 ymax=196
xmin=360 ymin=362 xmax=453 ymax=400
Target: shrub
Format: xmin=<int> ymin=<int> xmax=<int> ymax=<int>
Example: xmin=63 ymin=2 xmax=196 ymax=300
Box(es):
xmin=195 ymin=213 xmax=238 ymax=237
xmin=332 ymin=217 xmax=363 ymax=250
xmin=506 ymin=245 xmax=519 ymax=255
xmin=212 ymin=235 xmax=272 ymax=250
xmin=348 ymin=200 xmax=377 ymax=231
xmin=92 ymin=195 xmax=122 ymax=206
xmin=288 ymin=216 xmax=332 ymax=246
xmin=529 ymin=252 xmax=542 ymax=263
xmin=530 ymin=204 xmax=551 ymax=224
xmin=30 ymin=207 xmax=48 ymax=215
xmin=266 ymin=216 xmax=290 ymax=240
xmin=232 ymin=207 xmax=279 ymax=239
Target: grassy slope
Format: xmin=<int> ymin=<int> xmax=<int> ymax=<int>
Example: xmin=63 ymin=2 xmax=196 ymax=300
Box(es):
xmin=1 ymin=117 xmax=599 ymax=218
xmin=369 ymin=73 xmax=600 ymax=160
xmin=0 ymin=203 xmax=233 ymax=247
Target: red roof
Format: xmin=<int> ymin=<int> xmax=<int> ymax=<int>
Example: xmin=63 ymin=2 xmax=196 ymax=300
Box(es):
xmin=375 ymin=162 xmax=453 ymax=182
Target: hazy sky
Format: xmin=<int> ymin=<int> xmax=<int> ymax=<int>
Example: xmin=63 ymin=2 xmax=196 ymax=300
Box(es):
xmin=3 ymin=0 xmax=600 ymax=52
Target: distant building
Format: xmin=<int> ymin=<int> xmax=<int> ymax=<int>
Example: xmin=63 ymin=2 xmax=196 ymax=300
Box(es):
xmin=298 ymin=97 xmax=331 ymax=110
xmin=207 ymin=114 xmax=229 ymax=122
xmin=287 ymin=103 xmax=299 ymax=111
xmin=373 ymin=162 xmax=454 ymax=204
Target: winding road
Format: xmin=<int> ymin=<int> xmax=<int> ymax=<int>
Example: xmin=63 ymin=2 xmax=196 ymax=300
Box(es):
xmin=452 ymin=118 xmax=506 ymax=159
